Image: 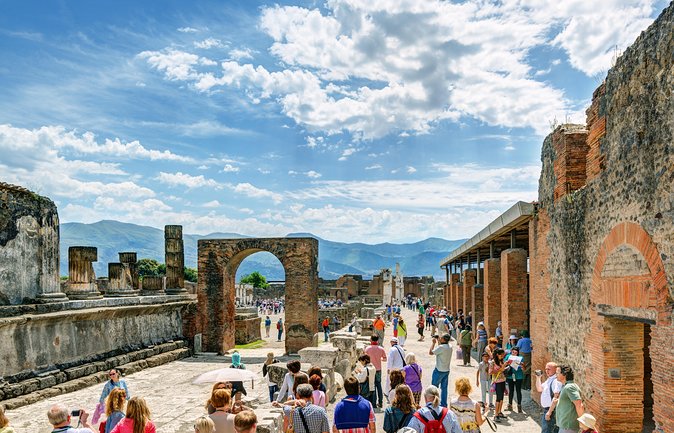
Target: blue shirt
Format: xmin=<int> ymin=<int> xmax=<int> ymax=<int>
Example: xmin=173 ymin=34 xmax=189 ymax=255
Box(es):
xmin=99 ymin=380 xmax=130 ymax=404
xmin=516 ymin=337 xmax=532 ymax=353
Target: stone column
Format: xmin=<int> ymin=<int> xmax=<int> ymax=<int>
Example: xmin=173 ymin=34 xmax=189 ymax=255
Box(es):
xmin=449 ymin=273 xmax=460 ymax=311
xmin=106 ymin=261 xmax=138 ymax=297
xmin=462 ymin=268 xmax=476 ymax=316
xmin=501 ymin=248 xmax=529 ymax=336
xmin=65 ymin=246 xmax=102 ymax=299
xmin=472 ymin=284 xmax=484 ymax=336
xmin=483 ymin=258 xmax=502 ymax=338
xmin=165 ymin=225 xmax=186 ymax=294
xmin=456 ymin=281 xmax=463 ymax=314
xmin=140 ymin=276 xmax=166 ymax=295
xmin=119 ymin=252 xmax=139 ymax=291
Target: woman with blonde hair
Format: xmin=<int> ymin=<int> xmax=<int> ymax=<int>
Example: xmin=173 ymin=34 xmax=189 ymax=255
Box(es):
xmin=402 ymin=353 xmax=423 ymax=406
xmin=104 ymin=387 xmax=127 ymax=433
xmin=262 ymin=352 xmax=279 ymax=402
xmin=383 ymin=385 xmax=415 ymax=433
xmin=110 ymin=396 xmax=156 ymax=433
xmin=450 ymin=377 xmax=484 ymax=433
xmin=194 ymin=415 xmax=216 ymax=433
xmin=0 ymin=404 xmax=16 ymax=433
xmin=209 ymin=389 xmax=236 ymax=433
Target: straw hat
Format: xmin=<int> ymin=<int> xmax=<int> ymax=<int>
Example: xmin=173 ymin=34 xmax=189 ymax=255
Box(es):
xmin=577 ymin=414 xmax=596 ymax=429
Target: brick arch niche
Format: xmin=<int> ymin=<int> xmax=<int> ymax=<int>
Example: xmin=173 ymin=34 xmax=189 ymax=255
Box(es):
xmin=586 ymin=222 xmax=671 ymax=433
xmin=197 ymin=237 xmax=319 ymax=354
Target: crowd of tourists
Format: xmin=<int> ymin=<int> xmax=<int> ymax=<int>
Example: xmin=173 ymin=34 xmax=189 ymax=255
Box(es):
xmin=257 ymin=299 xmax=284 ymax=315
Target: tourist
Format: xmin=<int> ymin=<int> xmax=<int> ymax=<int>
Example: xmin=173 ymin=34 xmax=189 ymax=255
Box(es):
xmin=402 ymin=353 xmax=423 ymax=406
xmin=229 ymin=351 xmax=247 ymax=404
xmin=392 ymin=313 xmax=399 ymax=338
xmin=386 ymin=337 xmax=406 ymax=395
xmin=495 ymin=321 xmax=503 ymax=347
xmin=307 ymin=367 xmax=328 ymax=394
xmin=263 ymin=353 xmax=280 ymax=402
xmin=104 ymin=388 xmax=126 ymax=433
xmin=333 ymin=315 xmax=341 ymax=330
xmin=505 ymin=335 xmax=518 ymax=353
xmin=552 ymin=365 xmax=584 ymax=433
xmin=234 ymin=411 xmax=257 ymax=433
xmin=488 ymin=348 xmax=511 ymax=422
xmin=208 ymin=390 xmax=236 ymax=433
xmin=309 ymin=374 xmax=326 ymax=407
xmin=264 ymin=316 xmax=272 ymax=338
xmin=95 ymin=369 xmax=130 ymax=423
xmin=207 ymin=383 xmax=232 ymax=414
xmin=436 ymin=313 xmax=449 ymax=336
xmin=388 ymin=370 xmax=405 ymax=403
xmin=428 ymin=333 xmax=452 ymax=407
xmin=484 ymin=338 xmax=498 ymax=360
xmin=373 ymin=314 xmax=386 ymax=346
xmin=475 ymin=352 xmax=492 ymax=411
xmin=474 ymin=323 xmax=488 ymax=361
xmin=322 ymin=317 xmax=331 ymax=342
xmin=194 ymin=415 xmax=216 ymax=433
xmin=354 ymin=354 xmax=377 ymax=408
xmin=0 ymin=405 xmax=14 ymax=433
xmin=364 ymin=335 xmax=387 ymax=409
xmin=277 ymin=318 xmax=284 ymax=342
xmin=110 ymin=397 xmax=156 ymax=433
xmin=282 ymin=384 xmax=329 ymax=433
xmin=505 ymin=347 xmax=524 ymax=413
xmin=450 ymin=377 xmax=485 ymax=433
xmin=466 ymin=312 xmax=473 ymax=328
xmin=577 ymin=414 xmax=597 ymax=433
xmin=516 ymin=330 xmax=533 ymax=390
xmin=47 ymin=404 xmax=95 ymax=433
xmin=536 ymin=362 xmax=562 ymax=433
xmin=291 ymin=373 xmax=310 ymax=401
xmin=459 ymin=324 xmax=473 ymax=366
xmin=386 ymin=304 xmax=392 ymax=322
xmin=276 ymin=360 xmax=302 ymax=402
xmin=383 ymin=384 xmax=415 ymax=433
xmin=417 ymin=314 xmax=425 ymax=341
xmin=397 ymin=318 xmax=408 ymax=346
xmin=348 ymin=313 xmax=357 ymax=332
xmin=407 ymin=386 xmax=462 ymax=433
xmin=332 ymin=377 xmax=376 ymax=433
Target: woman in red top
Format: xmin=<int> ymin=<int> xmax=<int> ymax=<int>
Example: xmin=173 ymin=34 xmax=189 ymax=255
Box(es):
xmin=110 ymin=396 xmax=156 ymax=433
xmin=416 ymin=314 xmax=425 ymax=341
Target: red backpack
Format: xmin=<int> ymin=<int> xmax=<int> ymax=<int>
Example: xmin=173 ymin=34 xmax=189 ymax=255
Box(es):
xmin=413 ymin=407 xmax=448 ymax=433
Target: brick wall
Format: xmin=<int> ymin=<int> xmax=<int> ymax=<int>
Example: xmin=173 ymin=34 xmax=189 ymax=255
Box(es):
xmin=551 ymin=125 xmax=589 ymax=202
xmin=483 ymin=258 xmax=501 ymax=338
xmin=500 ymin=248 xmax=528 ymax=336
xmin=472 ymin=284 xmax=484 ymax=336
xmin=585 ymin=83 xmax=606 ymax=183
xmin=462 ymin=269 xmax=476 ymax=316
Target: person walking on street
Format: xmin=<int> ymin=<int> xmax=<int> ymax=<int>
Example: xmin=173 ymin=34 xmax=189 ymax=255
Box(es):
xmin=402 ymin=353 xmax=423 ymax=406
xmin=277 ymin=318 xmax=284 ymax=342
xmin=476 ymin=352 xmax=492 ymax=411
xmin=474 ymin=323 xmax=488 ymax=361
xmin=516 ymin=330 xmax=533 ymax=390
xmin=450 ymin=377 xmax=485 ymax=433
xmin=397 ymin=319 xmax=408 ymax=347
xmin=505 ymin=347 xmax=524 ymax=413
xmin=386 ymin=337 xmax=406 ymax=396
xmin=282 ymin=384 xmax=330 ymax=433
xmin=354 ymin=355 xmax=377 ymax=409
xmin=322 ymin=317 xmax=331 ymax=342
xmin=383 ymin=384 xmax=415 ymax=433
xmin=417 ymin=314 xmax=425 ymax=342
xmin=373 ymin=315 xmax=386 ymax=346
xmin=489 ymin=349 xmax=511 ymax=422
xmin=459 ymin=325 xmax=473 ymax=366
xmin=551 ymin=365 xmax=584 ymax=433
xmin=428 ymin=333 xmax=452 ymax=408
xmin=407 ymin=386 xmax=462 ymax=433
xmin=364 ymin=335 xmax=387 ymax=409
xmin=264 ymin=316 xmax=271 ymax=338
xmin=536 ymin=361 xmax=562 ymax=433
xmin=333 ymin=377 xmax=376 ymax=433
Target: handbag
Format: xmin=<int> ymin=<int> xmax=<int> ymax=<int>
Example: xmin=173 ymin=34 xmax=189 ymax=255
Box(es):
xmin=456 ymin=347 xmax=463 ymax=360
xmin=360 ymin=367 xmax=371 ymax=396
xmin=285 ymin=407 xmax=297 ymax=433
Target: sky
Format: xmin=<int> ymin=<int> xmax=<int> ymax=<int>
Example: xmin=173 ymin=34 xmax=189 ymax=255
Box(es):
xmin=0 ymin=0 xmax=669 ymax=243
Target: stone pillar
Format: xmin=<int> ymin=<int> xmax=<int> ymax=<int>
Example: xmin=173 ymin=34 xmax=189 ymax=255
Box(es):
xmin=119 ymin=252 xmax=139 ymax=291
xmin=141 ymin=276 xmax=166 ymax=295
xmin=483 ymin=258 xmax=502 ymax=338
xmin=456 ymin=281 xmax=463 ymax=314
xmin=462 ymin=268 xmax=476 ymax=316
xmin=106 ymin=261 xmax=138 ymax=297
xmin=500 ymin=248 xmax=529 ymax=336
xmin=472 ymin=284 xmax=484 ymax=334
xmin=450 ymin=274 xmax=460 ymax=311
xmin=65 ymin=246 xmax=102 ymax=299
xmin=165 ymin=225 xmax=186 ymax=294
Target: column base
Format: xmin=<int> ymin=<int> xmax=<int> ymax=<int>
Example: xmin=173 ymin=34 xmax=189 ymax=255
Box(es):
xmin=35 ymin=292 xmax=70 ymax=303
xmin=104 ymin=290 xmax=141 ymax=297
xmin=140 ymin=290 xmax=166 ymax=296
xmin=166 ymin=288 xmax=188 ymax=295
xmin=64 ymin=291 xmax=103 ymax=300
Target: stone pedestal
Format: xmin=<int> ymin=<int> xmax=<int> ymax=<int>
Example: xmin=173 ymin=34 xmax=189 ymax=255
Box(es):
xmin=165 ymin=225 xmax=186 ymax=294
xmin=119 ymin=252 xmax=139 ymax=291
xmin=140 ymin=276 xmax=166 ymax=295
xmin=106 ymin=260 xmax=139 ymax=297
xmin=361 ymin=307 xmax=374 ymax=319
xmin=65 ymin=246 xmax=102 ymax=299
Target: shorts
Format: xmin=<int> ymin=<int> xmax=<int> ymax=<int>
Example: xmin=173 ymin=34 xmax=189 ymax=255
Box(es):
xmin=494 ymin=381 xmax=506 ymax=401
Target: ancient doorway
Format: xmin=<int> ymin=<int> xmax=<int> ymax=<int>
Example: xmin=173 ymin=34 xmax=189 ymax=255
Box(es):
xmin=197 ymin=237 xmax=319 ymax=354
xmin=586 ymin=222 xmax=671 ymax=433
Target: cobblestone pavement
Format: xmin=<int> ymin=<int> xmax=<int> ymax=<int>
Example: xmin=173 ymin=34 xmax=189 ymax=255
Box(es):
xmin=6 ymin=306 xmax=544 ymax=433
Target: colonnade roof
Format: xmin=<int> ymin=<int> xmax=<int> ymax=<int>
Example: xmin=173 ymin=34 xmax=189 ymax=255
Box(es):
xmin=439 ymin=201 xmax=535 ymax=268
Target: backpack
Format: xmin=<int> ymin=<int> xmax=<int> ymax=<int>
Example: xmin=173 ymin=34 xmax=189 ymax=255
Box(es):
xmin=413 ymin=407 xmax=448 ymax=433
xmin=359 ymin=367 xmax=371 ymax=396
xmin=277 ymin=321 xmax=282 ymax=330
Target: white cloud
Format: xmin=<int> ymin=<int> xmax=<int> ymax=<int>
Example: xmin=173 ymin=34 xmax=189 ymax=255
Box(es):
xmin=202 ymin=200 xmax=221 ymax=208
xmin=138 ymin=49 xmax=216 ymax=82
xmin=177 ymin=27 xmax=198 ymax=33
xmin=232 ymin=182 xmax=283 ymax=204
xmin=338 ymin=147 xmax=358 ymax=161
xmin=365 ymin=164 xmax=382 ymax=170
xmin=229 ymin=48 xmax=254 ymax=60
xmin=306 ymin=170 xmax=322 ymax=179
xmin=194 ymin=38 xmax=224 ymax=49
xmin=142 ymin=1 xmax=661 ymax=139
xmin=156 ymin=171 xmax=221 ymax=189
xmin=222 ymin=164 xmax=240 ymax=173
xmin=406 ymin=166 xmax=417 ymax=174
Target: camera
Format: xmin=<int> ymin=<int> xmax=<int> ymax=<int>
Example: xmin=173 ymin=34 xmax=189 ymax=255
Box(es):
xmin=71 ymin=410 xmax=81 ymax=417
xmin=535 ymin=369 xmax=543 ymax=376
xmin=432 ymin=334 xmax=439 ymax=339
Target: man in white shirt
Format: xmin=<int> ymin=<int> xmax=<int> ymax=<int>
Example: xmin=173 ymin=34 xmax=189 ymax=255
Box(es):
xmin=385 ymin=337 xmax=406 ymax=395
xmin=536 ymin=361 xmax=562 ymax=433
xmin=428 ymin=333 xmax=452 ymax=407
xmin=47 ymin=404 xmax=95 ymax=433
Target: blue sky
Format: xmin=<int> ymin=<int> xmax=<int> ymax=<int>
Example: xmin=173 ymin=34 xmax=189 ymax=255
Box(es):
xmin=0 ymin=0 xmax=668 ymax=243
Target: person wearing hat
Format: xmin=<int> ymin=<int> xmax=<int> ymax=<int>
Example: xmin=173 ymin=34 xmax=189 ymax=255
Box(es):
xmin=577 ymin=413 xmax=597 ymax=433
xmin=428 ymin=333 xmax=453 ymax=407
xmin=474 ymin=322 xmax=488 ymax=361
xmin=385 ymin=337 xmax=406 ymax=396
xmin=505 ymin=334 xmax=518 ymax=353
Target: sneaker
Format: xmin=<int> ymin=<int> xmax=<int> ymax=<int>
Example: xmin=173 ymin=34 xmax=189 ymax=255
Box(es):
xmin=489 ymin=404 xmax=495 ymax=410
xmin=518 ymin=406 xmax=523 ymax=414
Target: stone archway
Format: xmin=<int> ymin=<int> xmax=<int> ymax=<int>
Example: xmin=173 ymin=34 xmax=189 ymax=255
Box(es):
xmin=197 ymin=237 xmax=319 ymax=354
xmin=586 ymin=222 xmax=671 ymax=433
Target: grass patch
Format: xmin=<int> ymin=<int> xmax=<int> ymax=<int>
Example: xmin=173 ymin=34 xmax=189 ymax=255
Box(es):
xmin=235 ymin=340 xmax=266 ymax=350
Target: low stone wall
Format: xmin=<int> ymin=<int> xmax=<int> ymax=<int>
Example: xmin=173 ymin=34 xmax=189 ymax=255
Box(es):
xmin=235 ymin=313 xmax=262 ymax=345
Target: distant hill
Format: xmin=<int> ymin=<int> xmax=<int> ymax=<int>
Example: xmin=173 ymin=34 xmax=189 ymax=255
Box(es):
xmin=60 ymin=220 xmax=465 ymax=281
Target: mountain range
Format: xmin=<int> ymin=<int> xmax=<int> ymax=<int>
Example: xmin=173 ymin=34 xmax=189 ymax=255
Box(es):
xmin=60 ymin=220 xmax=465 ymax=281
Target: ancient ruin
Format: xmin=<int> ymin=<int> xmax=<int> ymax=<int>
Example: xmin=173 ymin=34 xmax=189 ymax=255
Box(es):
xmin=197 ymin=237 xmax=319 ymax=354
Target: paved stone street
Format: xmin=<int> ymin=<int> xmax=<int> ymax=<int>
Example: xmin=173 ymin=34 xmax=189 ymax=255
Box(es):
xmin=7 ymin=306 xmax=543 ymax=433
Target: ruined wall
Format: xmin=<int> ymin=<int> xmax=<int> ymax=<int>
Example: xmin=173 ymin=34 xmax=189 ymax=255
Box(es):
xmin=529 ymin=4 xmax=673 ymax=432
xmin=0 ymin=183 xmax=63 ymax=305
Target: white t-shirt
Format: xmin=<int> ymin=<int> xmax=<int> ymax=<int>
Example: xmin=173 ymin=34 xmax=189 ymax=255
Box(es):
xmin=433 ymin=344 xmax=453 ymax=372
xmin=540 ymin=376 xmax=563 ymax=408
xmin=387 ymin=345 xmax=406 ymax=370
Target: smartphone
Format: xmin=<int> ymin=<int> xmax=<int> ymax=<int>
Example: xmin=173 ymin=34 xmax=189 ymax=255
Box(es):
xmin=71 ymin=410 xmax=81 ymax=417
xmin=535 ymin=369 xmax=543 ymax=376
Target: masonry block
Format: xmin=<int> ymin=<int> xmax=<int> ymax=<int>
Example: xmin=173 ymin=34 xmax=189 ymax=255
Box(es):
xmin=500 ymin=249 xmax=528 ymax=336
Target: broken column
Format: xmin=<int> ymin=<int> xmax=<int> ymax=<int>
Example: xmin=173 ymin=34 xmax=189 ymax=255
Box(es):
xmin=483 ymin=258 xmax=502 ymax=339
xmin=119 ymin=252 xmax=139 ymax=290
xmin=165 ymin=225 xmax=186 ymax=294
xmin=140 ymin=276 xmax=166 ymax=295
xmin=65 ymin=246 xmax=102 ymax=299
xmin=106 ymin=254 xmax=139 ymax=297
xmin=500 ymin=248 xmax=528 ymax=335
